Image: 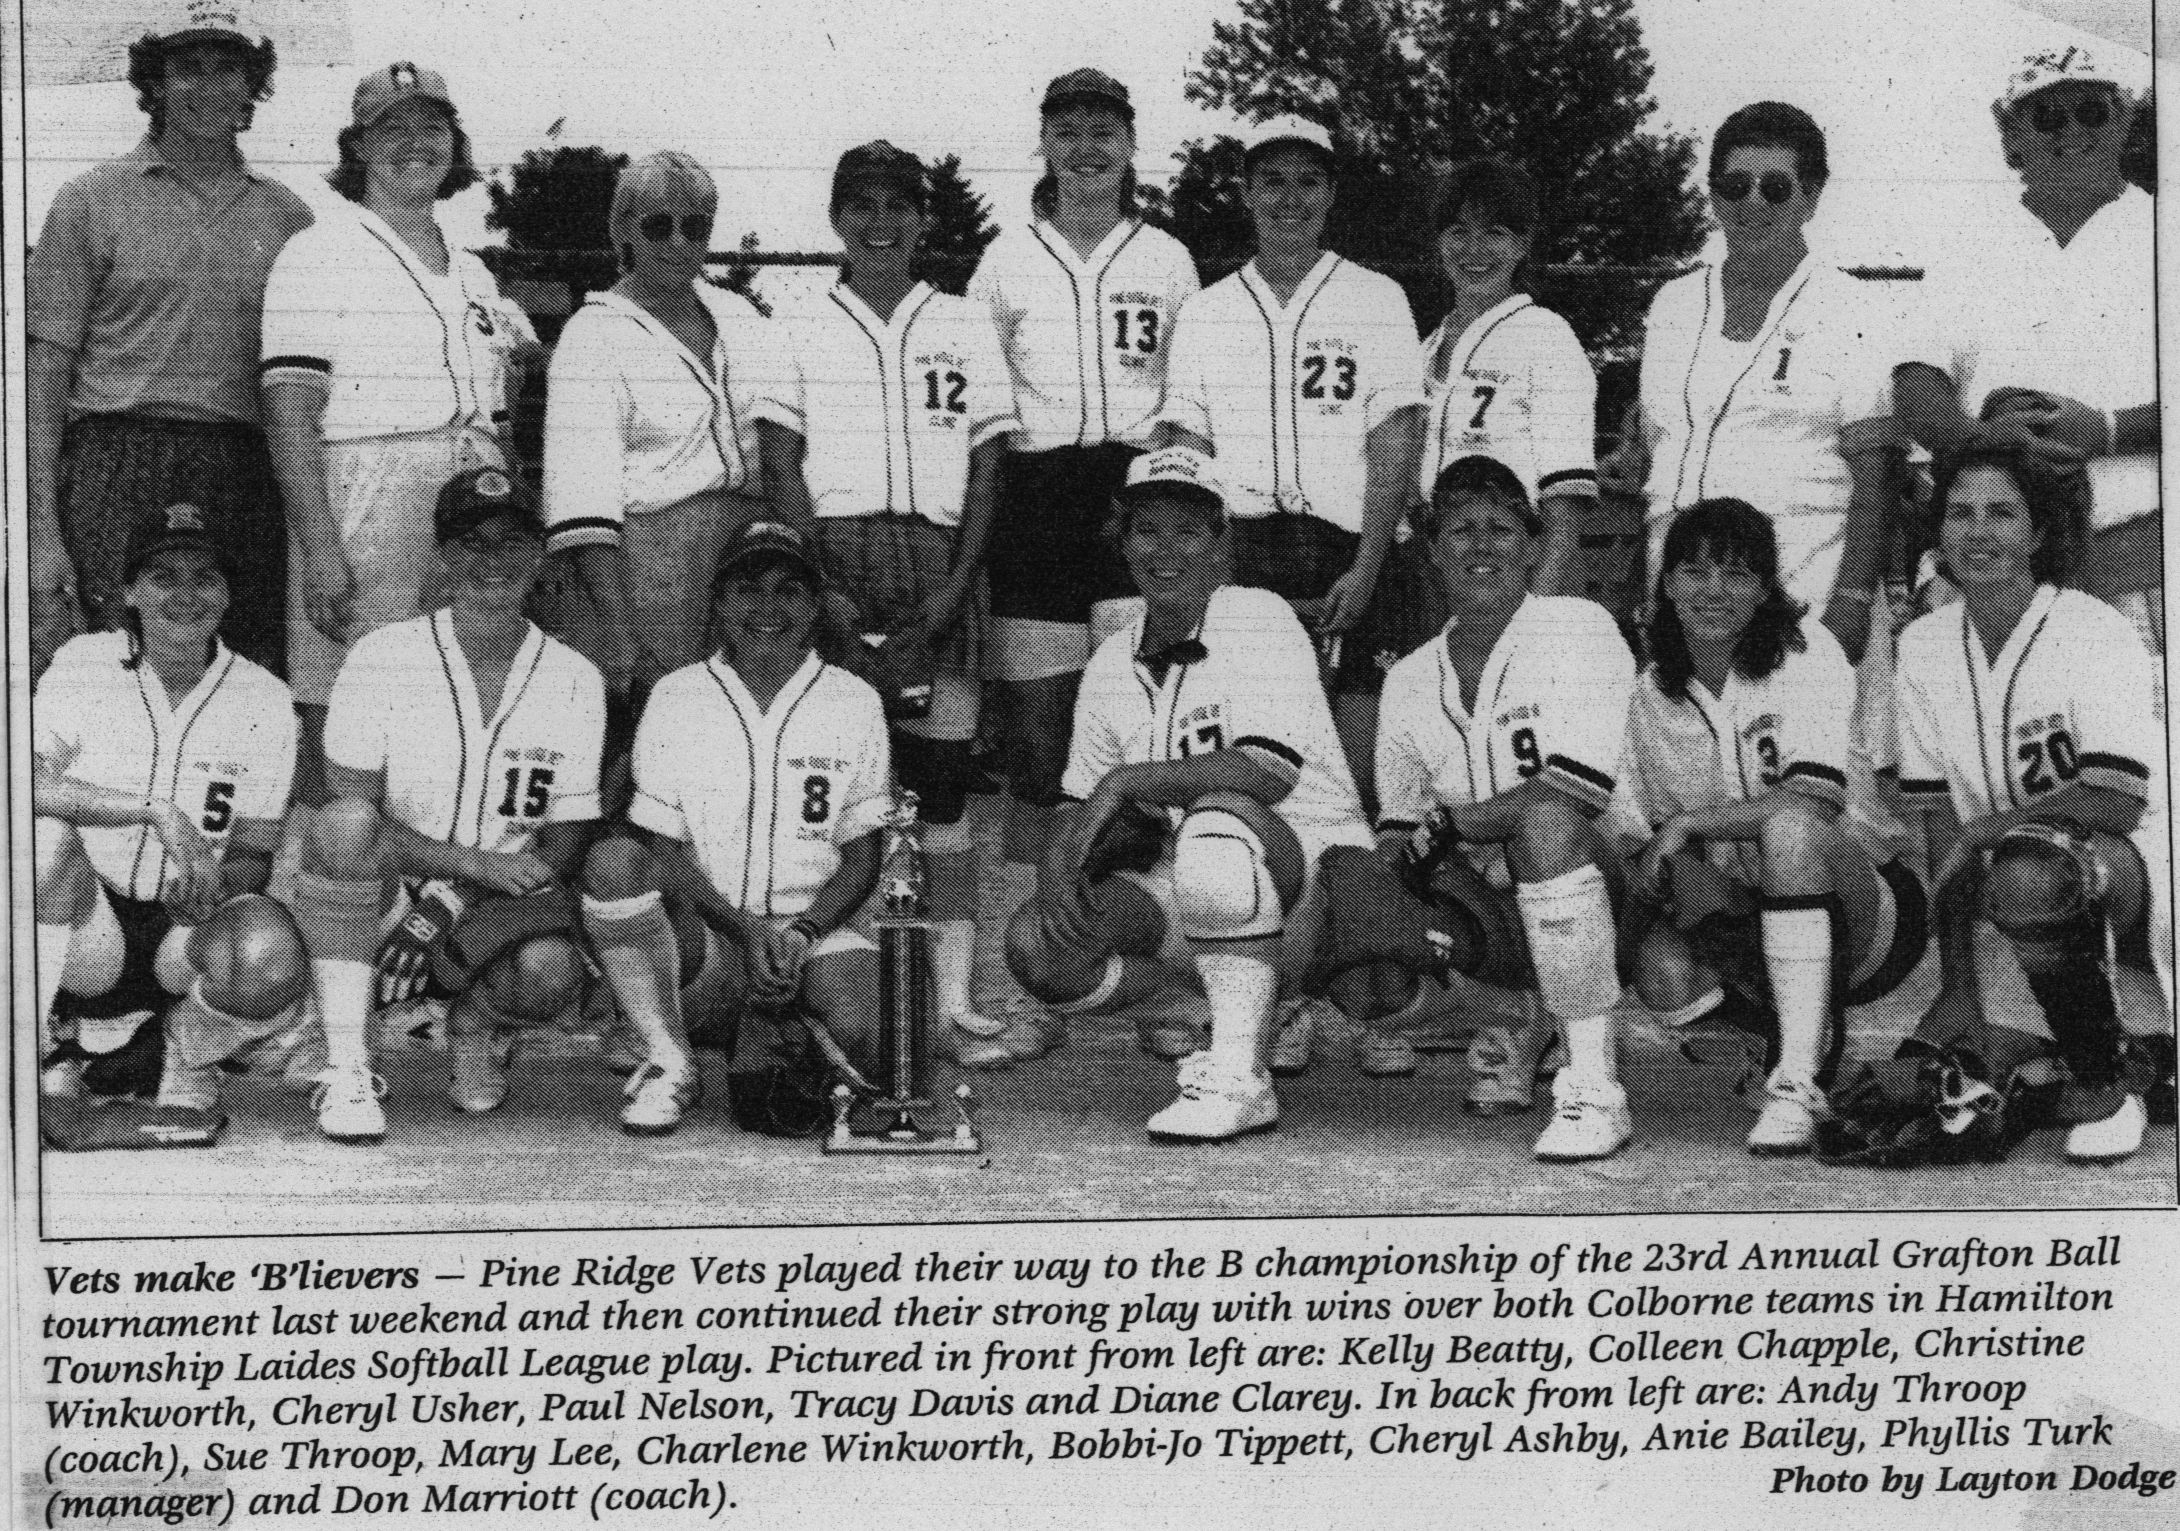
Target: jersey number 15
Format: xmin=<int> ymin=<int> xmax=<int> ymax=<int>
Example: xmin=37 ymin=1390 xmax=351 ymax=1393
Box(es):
xmin=496 ymin=766 xmax=555 ymax=819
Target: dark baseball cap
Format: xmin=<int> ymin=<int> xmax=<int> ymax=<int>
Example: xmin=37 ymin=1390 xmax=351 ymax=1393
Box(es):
xmin=433 ymin=467 xmax=542 ymax=544
xmin=830 ymin=141 xmax=927 ymax=209
xmin=123 ymin=501 xmax=224 ymax=581
xmin=715 ymin=519 xmax=823 ymax=585
xmin=1042 ymin=68 xmax=1133 ymax=120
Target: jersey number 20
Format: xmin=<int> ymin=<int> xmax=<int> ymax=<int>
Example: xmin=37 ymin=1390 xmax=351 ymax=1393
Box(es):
xmin=496 ymin=766 xmax=555 ymax=819
xmin=2018 ymin=729 xmax=2079 ymax=797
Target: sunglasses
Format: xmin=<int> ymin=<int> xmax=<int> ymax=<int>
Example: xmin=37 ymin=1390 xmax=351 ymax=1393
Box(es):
xmin=1710 ymin=170 xmax=1799 ymax=205
xmin=2025 ymin=95 xmax=2113 ymax=134
xmin=638 ymin=213 xmax=713 ymax=246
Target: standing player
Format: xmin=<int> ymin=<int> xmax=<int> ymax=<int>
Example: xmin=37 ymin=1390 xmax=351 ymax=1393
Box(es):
xmin=287 ymin=469 xmax=604 ymax=1141
xmin=34 ymin=503 xmax=303 ymax=1127
xmin=1614 ymin=500 xmax=1928 ymax=1156
xmin=1005 ymin=448 xmax=1376 ymax=1141
xmin=1418 ymin=161 xmax=1597 ymax=598
xmin=1314 ymin=458 xmax=1635 ymax=1155
xmin=754 ymin=142 xmax=1022 ymax=1067
xmin=970 ymin=69 xmax=1200 ymax=867
xmin=1157 ymin=115 xmax=1426 ymax=810
xmin=1892 ymin=445 xmax=2169 ymax=1165
xmin=580 ymin=521 xmax=892 ymax=1135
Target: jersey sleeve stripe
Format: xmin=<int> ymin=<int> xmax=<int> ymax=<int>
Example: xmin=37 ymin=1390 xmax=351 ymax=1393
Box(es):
xmin=1375 ymin=818 xmax=1420 ymax=838
xmin=968 ymin=413 xmax=1022 ymax=451
xmin=1536 ymin=467 xmax=1599 ymax=496
xmin=1234 ymin=734 xmax=1305 ymax=786
xmin=748 ymin=397 xmax=805 ymax=433
xmin=544 ymin=516 xmax=623 ymax=555
xmin=2077 ymin=751 xmax=2151 ymax=797
xmin=1542 ymin=752 xmax=1616 ymax=812
xmin=260 ymin=353 xmax=331 ymax=376
xmin=628 ymin=790 xmax=687 ymax=841
xmin=1781 ymin=760 xmax=1848 ymax=807
xmin=1897 ymin=775 xmax=1951 ymax=808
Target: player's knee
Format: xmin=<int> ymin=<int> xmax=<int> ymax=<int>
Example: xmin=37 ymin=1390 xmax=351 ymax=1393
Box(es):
xmin=1631 ymin=926 xmax=1706 ymax=1012
xmin=1510 ymin=794 xmax=1590 ymax=878
xmin=1984 ymin=828 xmax=2102 ymax=975
xmin=1003 ymin=903 xmax=1093 ymax=1004
xmin=582 ymin=835 xmax=657 ymax=902
xmin=306 ymin=796 xmax=383 ymax=879
xmin=33 ymin=818 xmax=97 ymax=918
xmin=1173 ymin=802 xmax=1285 ymax=942
xmin=195 ymin=896 xmax=309 ymax=1020
xmin=480 ymin=935 xmax=585 ymax=1022
xmin=1756 ymin=798 xmax=1834 ymax=879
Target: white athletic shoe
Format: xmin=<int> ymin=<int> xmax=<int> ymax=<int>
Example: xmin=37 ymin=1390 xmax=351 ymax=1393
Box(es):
xmin=40 ymin=1055 xmax=83 ymax=1100
xmin=1533 ymin=1074 xmax=1632 ymax=1162
xmin=156 ymin=1049 xmax=223 ymax=1113
xmin=314 ymin=1063 xmax=387 ymax=1143
xmin=1147 ymin=1054 xmax=1279 ymax=1142
xmin=1465 ymin=1023 xmax=1564 ymax=1116
xmin=1271 ymin=997 xmax=1331 ymax=1077
xmin=620 ymin=1057 xmax=701 ymax=1136
xmin=2066 ymin=1094 xmax=2147 ymax=1165
xmin=1355 ymin=1031 xmax=1419 ymax=1077
xmin=1748 ymin=1072 xmax=1827 ymax=1157
xmin=448 ymin=1031 xmax=510 ymax=1115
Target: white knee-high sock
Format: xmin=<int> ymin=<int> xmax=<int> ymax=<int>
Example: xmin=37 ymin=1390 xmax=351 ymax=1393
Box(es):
xmin=1761 ymin=901 xmax=1833 ymax=1082
xmin=584 ymin=891 xmax=688 ymax=1073
xmin=1515 ymin=865 xmax=1621 ymax=1082
xmin=1197 ymin=951 xmax=1279 ymax=1077
xmin=292 ymin=871 xmax=382 ymax=1073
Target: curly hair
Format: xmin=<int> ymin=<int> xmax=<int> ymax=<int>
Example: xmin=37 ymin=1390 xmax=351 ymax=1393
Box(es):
xmin=128 ymin=34 xmax=277 ymax=138
xmin=1930 ymin=441 xmax=2077 ymax=586
xmin=1710 ymin=101 xmax=1830 ymax=197
xmin=1646 ymin=499 xmax=1807 ymax=702
xmin=325 ymin=104 xmax=480 ymax=203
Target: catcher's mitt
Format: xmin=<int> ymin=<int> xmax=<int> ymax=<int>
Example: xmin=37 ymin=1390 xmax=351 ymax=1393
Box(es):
xmin=428 ymin=884 xmax=581 ymax=993
xmin=1082 ymin=800 xmax=1170 ymax=882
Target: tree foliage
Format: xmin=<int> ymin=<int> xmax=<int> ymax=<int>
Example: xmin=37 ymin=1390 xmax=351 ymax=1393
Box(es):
xmin=918 ymin=153 xmax=1001 ymax=294
xmin=486 ymin=144 xmax=630 ymax=252
xmin=1166 ymin=0 xmax=1706 ymax=353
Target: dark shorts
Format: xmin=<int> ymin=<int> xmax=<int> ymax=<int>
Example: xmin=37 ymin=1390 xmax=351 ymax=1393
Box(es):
xmin=60 ymin=412 xmax=286 ymax=676
xmin=55 ymin=888 xmax=178 ymax=1024
xmin=1228 ymin=517 xmax=1442 ymax=695
xmin=986 ymin=442 xmax=1139 ymax=625
xmin=815 ymin=514 xmax=984 ymax=677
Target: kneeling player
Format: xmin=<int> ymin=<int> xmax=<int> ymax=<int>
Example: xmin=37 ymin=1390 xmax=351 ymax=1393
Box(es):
xmin=1615 ymin=500 xmax=1927 ymax=1157
xmin=1316 ymin=458 xmax=1636 ymax=1158
xmin=580 ymin=521 xmax=892 ymax=1135
xmin=290 ymin=470 xmax=605 ymax=1141
xmin=1890 ymin=446 xmax=2172 ymax=1165
xmin=1006 ymin=448 xmax=1375 ymax=1141
xmin=33 ymin=505 xmax=307 ymax=1139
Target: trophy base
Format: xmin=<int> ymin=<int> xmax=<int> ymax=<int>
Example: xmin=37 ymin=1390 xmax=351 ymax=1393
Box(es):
xmin=822 ymin=1084 xmax=983 ymax=1156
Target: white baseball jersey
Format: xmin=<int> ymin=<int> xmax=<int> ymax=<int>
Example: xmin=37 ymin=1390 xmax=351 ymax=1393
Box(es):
xmin=1638 ymin=258 xmax=1897 ymax=605
xmin=1419 ymin=296 xmax=1598 ymax=507
xmin=325 ymin=610 xmax=604 ymax=855
xmin=1376 ymin=596 xmax=1631 ymax=834
xmin=969 ymin=219 xmax=1199 ymax=452
xmin=35 ymin=633 xmax=296 ymax=902
xmin=750 ymin=283 xmax=1018 ymax=526
xmin=1895 ymin=585 xmax=2161 ymax=825
xmin=630 ymin=652 xmax=892 ymax=918
xmin=1159 ymin=254 xmax=1425 ymax=533
xmin=1610 ymin=615 xmax=1855 ymax=880
xmin=1064 ymin=584 xmax=1367 ymax=836
xmin=543 ymin=284 xmax=767 ymax=554
xmin=261 ymin=203 xmax=527 ymax=442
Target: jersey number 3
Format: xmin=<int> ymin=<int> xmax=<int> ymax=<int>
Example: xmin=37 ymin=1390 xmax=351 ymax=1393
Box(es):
xmin=496 ymin=766 xmax=555 ymax=819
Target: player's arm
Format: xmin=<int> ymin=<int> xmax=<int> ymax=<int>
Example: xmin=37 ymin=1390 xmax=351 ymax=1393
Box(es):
xmin=802 ymin=831 xmax=881 ymax=937
xmin=31 ymin=755 xmax=223 ymax=914
xmin=218 ymin=817 xmax=283 ymax=902
xmin=756 ymin=420 xmax=856 ymax=642
xmin=644 ymin=831 xmax=761 ymax=952
xmin=322 ymin=761 xmax=556 ymax=897
xmin=263 ymin=379 xmax=352 ymax=643
xmin=26 ymin=337 xmax=79 ymax=607
xmin=1892 ymin=362 xmax=2086 ymax=471
xmin=919 ymin=436 xmax=1010 ymax=639
xmin=1824 ymin=429 xmax=1900 ymax=664
xmin=1321 ymin=404 xmax=1423 ymax=632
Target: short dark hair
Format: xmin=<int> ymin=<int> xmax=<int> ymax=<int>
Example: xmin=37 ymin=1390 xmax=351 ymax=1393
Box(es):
xmin=326 ymin=104 xmax=480 ymax=202
xmin=1412 ymin=455 xmax=1542 ymax=541
xmin=1930 ymin=441 xmax=2076 ymax=585
xmin=1646 ymin=499 xmax=1807 ymax=702
xmin=1433 ymin=159 xmax=1540 ymax=238
xmin=1709 ymin=101 xmax=1830 ymax=197
xmin=128 ymin=34 xmax=277 ymax=138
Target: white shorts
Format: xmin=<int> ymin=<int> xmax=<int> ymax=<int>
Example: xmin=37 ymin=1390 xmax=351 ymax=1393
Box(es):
xmin=1115 ymin=817 xmax=1376 ymax=988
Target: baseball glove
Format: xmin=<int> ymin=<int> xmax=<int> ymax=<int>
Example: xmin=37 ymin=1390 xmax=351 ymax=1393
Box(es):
xmin=1082 ymin=799 xmax=1170 ymax=882
xmin=41 ymin=1095 xmax=225 ymax=1151
xmin=427 ymin=883 xmax=582 ymax=993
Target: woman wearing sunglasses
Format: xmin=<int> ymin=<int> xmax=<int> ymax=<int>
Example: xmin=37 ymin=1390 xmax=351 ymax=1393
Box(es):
xmin=543 ymin=151 xmax=768 ymax=698
xmin=1627 ymin=103 xmax=1899 ymax=668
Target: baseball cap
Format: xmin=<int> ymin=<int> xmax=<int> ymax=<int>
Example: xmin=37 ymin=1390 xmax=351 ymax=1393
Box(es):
xmin=1114 ymin=447 xmax=1226 ymax=520
xmin=123 ymin=502 xmax=224 ymax=582
xmin=1042 ymin=68 xmax=1134 ymax=120
xmin=352 ymin=61 xmax=456 ymax=130
xmin=433 ymin=468 xmax=542 ymax=544
xmin=831 ymin=141 xmax=928 ymax=209
xmin=715 ymin=520 xmax=823 ymax=585
xmin=1997 ymin=45 xmax=2126 ymax=113
xmin=1243 ymin=115 xmax=1336 ymax=171
xmin=150 ymin=0 xmax=263 ymax=49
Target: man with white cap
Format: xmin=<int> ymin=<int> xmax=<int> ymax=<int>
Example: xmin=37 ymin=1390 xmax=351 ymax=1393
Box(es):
xmin=1895 ymin=46 xmax=2159 ymax=646
xmin=1006 ymin=447 xmax=1375 ymax=1141
xmin=27 ymin=1 xmax=312 ymax=681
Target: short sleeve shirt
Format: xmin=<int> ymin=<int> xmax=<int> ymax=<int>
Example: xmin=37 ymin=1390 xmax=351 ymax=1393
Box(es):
xmin=261 ymin=204 xmax=518 ymax=442
xmin=1159 ymin=254 xmax=1425 ymax=533
xmin=34 ymin=632 xmax=296 ymax=901
xmin=1419 ymin=296 xmax=1598 ymax=506
xmin=27 ymin=140 xmax=313 ymax=424
xmin=543 ymin=284 xmax=767 ymax=553
xmin=749 ymin=283 xmax=1018 ymax=527
xmin=969 ymin=219 xmax=1199 ymax=452
xmin=1064 ymin=584 xmax=1368 ymax=837
xmin=1375 ymin=596 xmax=1632 ymax=831
xmin=325 ymin=611 xmax=604 ymax=855
xmin=630 ymin=652 xmax=891 ymax=918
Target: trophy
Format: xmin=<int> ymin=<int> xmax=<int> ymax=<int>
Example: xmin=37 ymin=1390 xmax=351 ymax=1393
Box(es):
xmin=822 ymin=789 xmax=982 ymax=1155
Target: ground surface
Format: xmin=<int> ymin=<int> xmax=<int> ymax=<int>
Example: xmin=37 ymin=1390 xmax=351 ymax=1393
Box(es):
xmin=40 ymin=797 xmax=2177 ymax=1241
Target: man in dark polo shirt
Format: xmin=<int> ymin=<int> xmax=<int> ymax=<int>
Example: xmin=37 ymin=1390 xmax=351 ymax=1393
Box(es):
xmin=26 ymin=1 xmax=313 ymax=679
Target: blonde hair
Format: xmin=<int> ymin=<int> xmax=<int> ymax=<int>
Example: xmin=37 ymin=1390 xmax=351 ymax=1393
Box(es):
xmin=609 ymin=151 xmax=719 ymax=240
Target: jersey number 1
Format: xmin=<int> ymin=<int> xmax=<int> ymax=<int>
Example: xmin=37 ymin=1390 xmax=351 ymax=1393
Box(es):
xmin=496 ymin=766 xmax=555 ymax=819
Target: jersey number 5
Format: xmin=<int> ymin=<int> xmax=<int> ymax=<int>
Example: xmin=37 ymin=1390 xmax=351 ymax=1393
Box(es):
xmin=922 ymin=370 xmax=967 ymax=414
xmin=1112 ymin=308 xmax=1159 ymax=354
xmin=1301 ymin=355 xmax=1358 ymax=401
xmin=496 ymin=766 xmax=555 ymax=819
xmin=201 ymin=780 xmax=235 ymax=833
xmin=2018 ymin=729 xmax=2079 ymax=797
